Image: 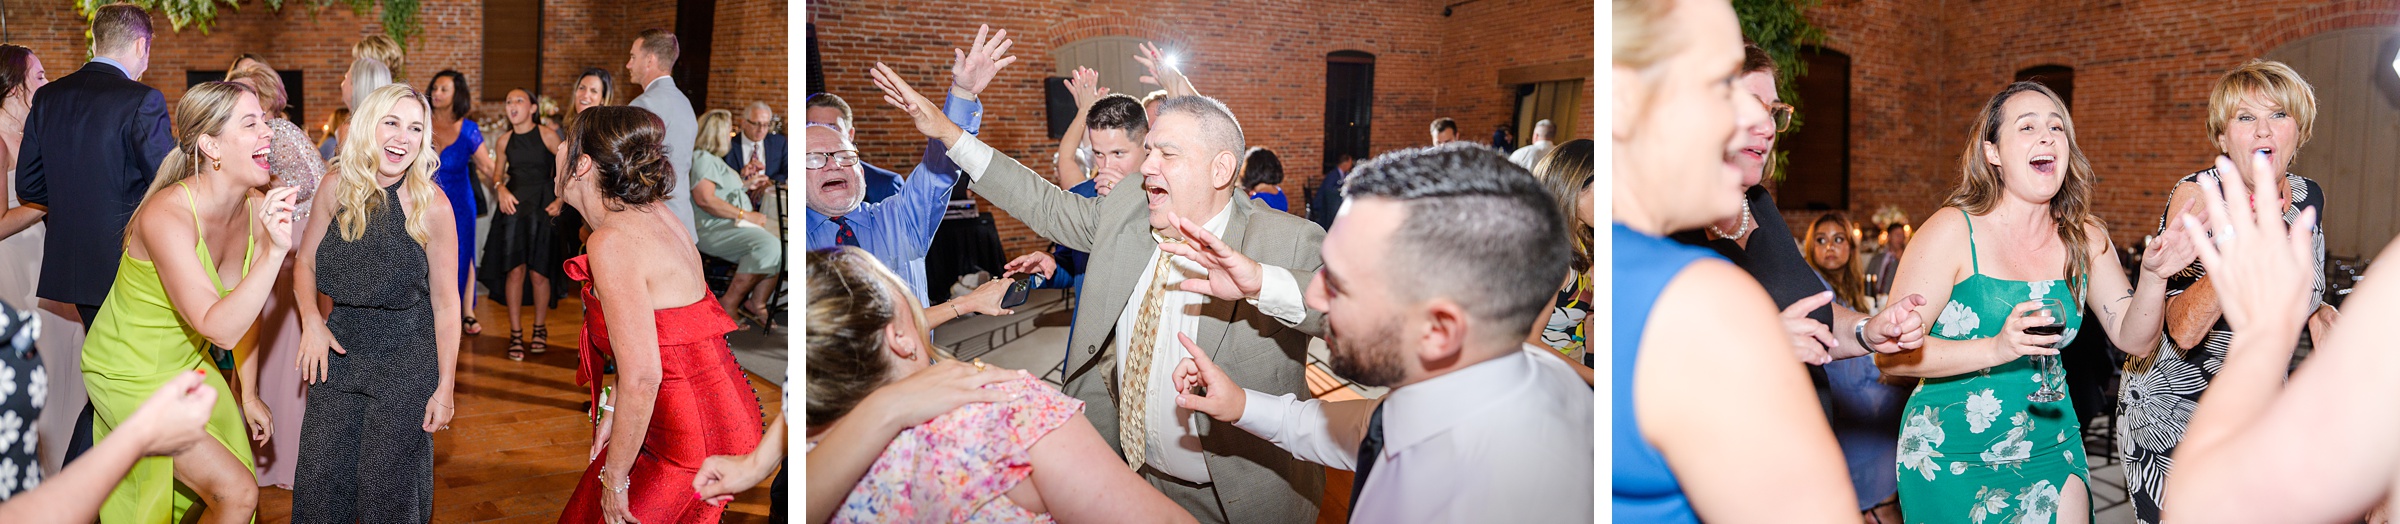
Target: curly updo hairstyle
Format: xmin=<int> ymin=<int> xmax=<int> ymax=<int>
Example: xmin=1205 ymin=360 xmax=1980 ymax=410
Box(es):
xmin=562 ymin=105 xmax=676 ymax=210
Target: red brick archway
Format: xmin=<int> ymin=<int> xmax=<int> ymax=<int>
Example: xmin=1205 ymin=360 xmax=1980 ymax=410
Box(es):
xmin=2251 ymin=5 xmax=2400 ymax=57
xmin=1045 ymin=16 xmax=1192 ymax=51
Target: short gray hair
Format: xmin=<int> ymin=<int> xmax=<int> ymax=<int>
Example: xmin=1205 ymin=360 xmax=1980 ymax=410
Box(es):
xmin=1342 ymin=142 xmax=1570 ymax=342
xmin=346 ymin=58 xmax=392 ymax=111
xmin=748 ymin=101 xmax=774 ymax=118
xmin=1533 ymin=119 xmax=1554 ymax=138
xmin=1153 ymin=95 xmax=1244 ymax=161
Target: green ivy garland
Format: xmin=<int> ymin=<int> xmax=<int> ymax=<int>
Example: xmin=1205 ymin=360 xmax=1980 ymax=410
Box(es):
xmin=73 ymin=0 xmax=421 ymax=54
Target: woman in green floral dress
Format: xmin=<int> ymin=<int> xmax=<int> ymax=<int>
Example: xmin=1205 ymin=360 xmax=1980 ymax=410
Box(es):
xmin=1876 ymin=81 xmax=2200 ymax=524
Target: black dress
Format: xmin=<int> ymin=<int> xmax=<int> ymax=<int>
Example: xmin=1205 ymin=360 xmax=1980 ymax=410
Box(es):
xmin=477 ymin=127 xmax=561 ymax=305
xmin=0 ymin=300 xmax=40 ymax=500
xmin=293 ymin=180 xmax=440 ymax=521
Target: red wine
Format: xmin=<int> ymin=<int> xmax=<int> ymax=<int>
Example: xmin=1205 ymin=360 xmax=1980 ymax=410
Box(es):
xmin=2024 ymin=324 xmax=2067 ymax=336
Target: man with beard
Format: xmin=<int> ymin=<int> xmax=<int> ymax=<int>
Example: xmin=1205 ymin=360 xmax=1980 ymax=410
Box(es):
xmin=1169 ymin=143 xmax=1595 ymax=523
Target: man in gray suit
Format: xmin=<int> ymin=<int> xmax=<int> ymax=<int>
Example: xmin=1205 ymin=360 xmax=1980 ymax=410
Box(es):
xmin=627 ymin=28 xmax=699 ymax=237
xmin=868 ymin=43 xmax=1325 ymax=523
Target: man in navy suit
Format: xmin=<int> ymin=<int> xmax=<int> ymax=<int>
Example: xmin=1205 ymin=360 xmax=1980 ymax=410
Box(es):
xmin=803 ymin=92 xmax=903 ymax=203
xmin=728 ymin=101 xmax=787 ymax=185
xmin=9 ymin=2 xmax=173 ymax=464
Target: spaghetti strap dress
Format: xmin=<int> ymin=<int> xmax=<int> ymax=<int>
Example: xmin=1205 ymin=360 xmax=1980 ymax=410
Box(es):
xmin=1893 ymin=209 xmax=2090 ymax=523
xmin=80 ymin=183 xmax=256 ymax=523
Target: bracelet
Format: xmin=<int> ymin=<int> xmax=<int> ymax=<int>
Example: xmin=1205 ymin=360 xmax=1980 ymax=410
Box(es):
xmin=599 ymin=466 xmax=630 ymax=494
xmin=951 ymin=303 xmax=964 ymax=318
xmin=1854 ymin=317 xmax=1875 ymax=351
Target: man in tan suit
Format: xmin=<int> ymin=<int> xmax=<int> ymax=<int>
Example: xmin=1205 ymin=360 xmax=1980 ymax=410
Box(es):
xmin=868 ymin=43 xmax=1325 ymax=522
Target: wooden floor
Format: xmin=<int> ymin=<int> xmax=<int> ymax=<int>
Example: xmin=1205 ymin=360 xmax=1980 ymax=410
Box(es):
xmin=256 ymin=297 xmax=783 ymax=523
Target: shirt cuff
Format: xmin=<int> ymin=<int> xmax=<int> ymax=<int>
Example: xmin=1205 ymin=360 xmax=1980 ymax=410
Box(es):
xmin=946 ymin=133 xmax=997 ymax=182
xmin=1231 ymin=388 xmax=1291 ymax=440
xmin=1247 ymin=264 xmax=1308 ymax=325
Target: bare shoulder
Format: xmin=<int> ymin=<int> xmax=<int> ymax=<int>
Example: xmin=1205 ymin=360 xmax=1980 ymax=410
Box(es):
xmin=2082 ymin=220 xmax=2118 ymax=254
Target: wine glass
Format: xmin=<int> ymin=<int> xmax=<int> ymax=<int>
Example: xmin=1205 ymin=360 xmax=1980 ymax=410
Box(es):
xmin=2023 ymin=297 xmax=2069 ymax=402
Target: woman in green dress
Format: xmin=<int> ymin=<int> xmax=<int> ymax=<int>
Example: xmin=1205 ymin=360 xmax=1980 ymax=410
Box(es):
xmin=1875 ymin=81 xmax=2198 ymax=524
xmin=82 ymin=81 xmax=297 ymax=523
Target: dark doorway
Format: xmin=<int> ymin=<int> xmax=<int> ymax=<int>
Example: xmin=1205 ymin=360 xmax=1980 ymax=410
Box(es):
xmin=2015 ymin=65 xmax=2075 ymax=110
xmin=673 ymin=0 xmax=717 ymax=110
xmin=1778 ymin=47 xmax=1852 ymax=212
xmin=1323 ymin=51 xmax=1374 ymax=172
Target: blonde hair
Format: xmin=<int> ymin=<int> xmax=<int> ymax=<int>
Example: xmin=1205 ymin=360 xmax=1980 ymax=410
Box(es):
xmin=143 ymin=82 xmax=258 ymax=205
xmin=331 ymin=84 xmax=441 ymax=246
xmin=1613 ymin=0 xmax=1682 ymax=71
xmin=346 ymin=57 xmax=391 ymax=111
xmin=696 ymin=109 xmax=733 ymax=157
xmin=1947 ymin=82 xmax=2100 ymax=300
xmin=226 ymin=64 xmax=286 ymax=115
xmin=1804 ymin=212 xmax=1868 ymax=309
xmin=2206 ymin=59 xmax=2318 ymax=152
xmin=353 ymin=34 xmax=405 ymax=80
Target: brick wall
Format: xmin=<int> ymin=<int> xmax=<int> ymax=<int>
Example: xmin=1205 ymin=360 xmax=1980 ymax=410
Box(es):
xmin=809 ymin=0 xmax=1594 ymax=259
xmin=1798 ymin=0 xmax=2400 ymax=248
xmin=711 ymin=0 xmax=792 ymax=118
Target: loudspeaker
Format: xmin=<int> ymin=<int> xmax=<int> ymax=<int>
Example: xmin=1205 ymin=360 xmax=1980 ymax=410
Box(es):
xmin=1046 ymin=76 xmax=1073 ymax=140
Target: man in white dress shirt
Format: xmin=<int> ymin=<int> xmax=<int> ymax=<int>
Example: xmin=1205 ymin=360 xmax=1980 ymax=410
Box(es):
xmin=1509 ymin=119 xmax=1556 ymax=169
xmin=626 ymin=28 xmax=699 ymax=238
xmin=1170 ymin=143 xmax=1595 ymax=523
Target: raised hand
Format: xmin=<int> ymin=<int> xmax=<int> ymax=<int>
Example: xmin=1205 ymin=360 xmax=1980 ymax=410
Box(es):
xmin=2180 ymin=153 xmax=2317 ymax=335
xmin=1157 ymin=213 xmax=1264 ymax=301
xmin=1172 ymin=333 xmax=1245 ymax=422
xmin=869 ymin=62 xmax=966 ymax=145
xmin=1067 ymin=66 xmax=1110 ymax=111
xmin=2144 ymin=208 xmax=2202 ymax=280
xmin=949 ymin=24 xmax=1019 ymax=97
xmin=1133 ymin=42 xmax=1197 ymax=98
xmin=1781 ymin=291 xmax=1838 ymax=365
xmin=260 ymin=186 xmax=300 ymax=253
xmin=1867 ymin=294 xmax=1930 ymax=354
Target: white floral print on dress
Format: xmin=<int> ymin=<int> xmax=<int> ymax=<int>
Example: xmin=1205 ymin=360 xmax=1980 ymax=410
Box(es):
xmin=2015 ymin=479 xmax=2060 ymax=524
xmin=1940 ymin=300 xmax=1981 ymax=338
xmin=1971 ymin=485 xmax=2013 ymax=524
xmin=1966 ymin=389 xmax=2003 ymax=434
xmin=1900 ymin=407 xmax=1948 ymax=481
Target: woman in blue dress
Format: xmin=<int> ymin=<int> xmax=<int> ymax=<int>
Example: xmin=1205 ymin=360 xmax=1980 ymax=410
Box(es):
xmin=426 ymin=69 xmax=483 ymax=334
xmin=1240 ymin=146 xmax=1288 ymax=212
xmin=1609 ymin=0 xmax=1856 ymax=521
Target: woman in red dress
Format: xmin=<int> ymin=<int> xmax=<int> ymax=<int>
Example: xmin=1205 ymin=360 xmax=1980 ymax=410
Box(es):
xmin=555 ymin=106 xmax=764 ymax=524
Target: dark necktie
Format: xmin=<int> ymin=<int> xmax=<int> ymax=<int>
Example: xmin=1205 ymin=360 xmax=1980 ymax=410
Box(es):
xmin=1349 ymin=401 xmax=1386 ymax=516
xmin=831 ymin=216 xmax=859 ymax=247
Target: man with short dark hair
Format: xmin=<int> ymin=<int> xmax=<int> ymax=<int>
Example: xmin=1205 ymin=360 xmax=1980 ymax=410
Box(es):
xmin=627 ymin=28 xmax=699 ymax=237
xmin=1173 ymin=143 xmax=1593 ymax=523
xmin=1429 ymin=117 xmax=1458 ymax=145
xmin=874 ymin=43 xmax=1327 ymax=523
xmin=11 ymin=2 xmax=172 ymax=464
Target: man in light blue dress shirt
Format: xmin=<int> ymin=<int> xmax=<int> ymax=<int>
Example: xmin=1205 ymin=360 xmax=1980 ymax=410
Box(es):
xmin=802 ymin=26 xmax=1013 ymax=304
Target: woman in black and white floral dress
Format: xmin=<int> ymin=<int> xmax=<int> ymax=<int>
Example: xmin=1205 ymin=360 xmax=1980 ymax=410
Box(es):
xmin=2117 ymin=59 xmax=2330 ymax=524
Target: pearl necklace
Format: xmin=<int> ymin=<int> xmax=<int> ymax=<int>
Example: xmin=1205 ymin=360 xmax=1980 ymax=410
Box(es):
xmin=1710 ymin=198 xmax=1754 ymax=240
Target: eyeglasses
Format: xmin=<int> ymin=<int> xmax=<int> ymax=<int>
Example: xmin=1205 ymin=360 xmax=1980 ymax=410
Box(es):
xmin=1761 ymin=99 xmax=1795 ymax=134
xmin=806 ymin=151 xmax=862 ymax=170
xmin=1813 ymin=234 xmax=1850 ymax=246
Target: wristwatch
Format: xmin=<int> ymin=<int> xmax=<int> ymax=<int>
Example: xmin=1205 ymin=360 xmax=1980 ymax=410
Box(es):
xmin=1854 ymin=317 xmax=1875 ymax=351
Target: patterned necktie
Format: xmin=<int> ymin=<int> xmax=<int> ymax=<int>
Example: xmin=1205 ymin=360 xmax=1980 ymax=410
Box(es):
xmin=830 ymin=216 xmax=859 ymax=247
xmin=1351 ymin=400 xmax=1387 ymax=513
xmin=1120 ymin=243 xmax=1180 ymax=470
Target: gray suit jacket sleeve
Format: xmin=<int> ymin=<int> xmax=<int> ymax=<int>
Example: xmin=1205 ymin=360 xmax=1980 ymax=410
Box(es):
xmin=957 ymin=142 xmax=1109 ymax=252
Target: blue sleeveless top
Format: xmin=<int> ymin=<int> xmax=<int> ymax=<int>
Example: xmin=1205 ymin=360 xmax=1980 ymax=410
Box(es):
xmin=1611 ymin=223 xmax=1718 ymax=522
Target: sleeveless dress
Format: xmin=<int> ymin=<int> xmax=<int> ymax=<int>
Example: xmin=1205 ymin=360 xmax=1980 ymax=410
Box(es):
xmin=557 ymin=254 xmax=762 ymax=523
xmin=477 ymin=126 xmax=561 ymax=303
xmin=432 ymin=121 xmax=482 ymax=298
xmin=2117 ymin=171 xmax=2325 ymax=523
xmin=832 ymin=373 xmax=1081 ymax=523
xmin=291 ymin=179 xmax=442 ymax=521
xmin=1610 ymin=223 xmax=1717 ymax=523
xmin=81 ymin=184 xmax=256 ymax=523
xmin=1894 ymin=209 xmax=2090 ymax=524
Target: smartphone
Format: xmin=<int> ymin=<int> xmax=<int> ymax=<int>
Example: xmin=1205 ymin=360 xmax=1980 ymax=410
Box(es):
xmin=1000 ymin=274 xmax=1047 ymax=309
